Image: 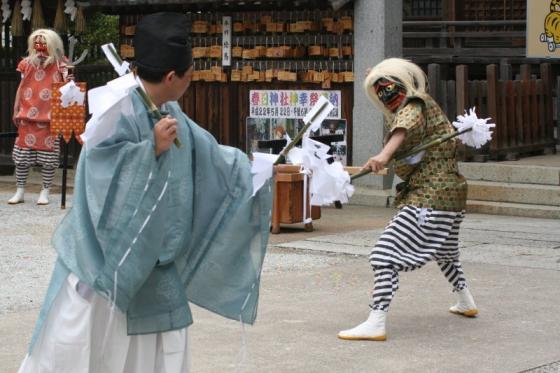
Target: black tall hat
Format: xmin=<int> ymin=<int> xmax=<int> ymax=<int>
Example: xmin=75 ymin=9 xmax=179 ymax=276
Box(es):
xmin=134 ymin=12 xmax=192 ymax=72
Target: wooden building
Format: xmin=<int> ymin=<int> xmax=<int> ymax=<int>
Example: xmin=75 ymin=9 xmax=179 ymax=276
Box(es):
xmin=0 ymin=0 xmax=556 ymax=170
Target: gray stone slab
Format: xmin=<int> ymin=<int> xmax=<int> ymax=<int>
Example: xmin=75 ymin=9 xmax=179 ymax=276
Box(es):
xmin=467 ymin=180 xmax=560 ymax=206
xmin=459 ymin=162 xmax=560 ymax=186
xmin=275 ymin=214 xmax=560 ymax=270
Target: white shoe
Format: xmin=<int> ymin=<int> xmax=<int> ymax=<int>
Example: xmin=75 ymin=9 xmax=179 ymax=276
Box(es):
xmin=449 ymin=288 xmax=478 ymax=317
xmin=37 ymin=189 xmax=49 ymax=205
xmin=8 ymin=188 xmax=25 ymax=204
xmin=338 ymin=310 xmax=387 ymax=341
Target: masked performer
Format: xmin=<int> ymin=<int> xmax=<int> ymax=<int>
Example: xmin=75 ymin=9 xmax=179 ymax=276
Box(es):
xmin=9 ymin=29 xmax=68 ymax=205
xmin=18 ymin=13 xmax=271 ymax=372
xmin=338 ymin=58 xmax=477 ymax=342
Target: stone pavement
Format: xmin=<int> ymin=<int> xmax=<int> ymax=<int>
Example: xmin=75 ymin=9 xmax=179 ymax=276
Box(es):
xmin=0 ymin=186 xmax=559 ymax=372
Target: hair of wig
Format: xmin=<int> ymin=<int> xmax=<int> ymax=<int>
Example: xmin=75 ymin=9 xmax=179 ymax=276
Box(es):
xmin=363 ymin=58 xmax=428 ymax=121
xmin=27 ymin=29 xmax=64 ymax=68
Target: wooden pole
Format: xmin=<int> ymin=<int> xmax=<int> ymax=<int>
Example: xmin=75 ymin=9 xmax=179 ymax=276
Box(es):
xmin=456 ymin=65 xmax=469 ymax=160
xmin=61 ymin=137 xmax=68 ymax=209
xmin=428 ymin=63 xmax=441 ymax=103
xmin=520 ymin=64 xmax=531 ymax=81
xmin=486 ymin=64 xmax=499 ymax=151
xmin=540 ymin=63 xmax=554 ymax=149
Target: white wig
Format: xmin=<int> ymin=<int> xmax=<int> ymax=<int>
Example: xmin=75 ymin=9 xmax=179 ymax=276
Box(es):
xmin=363 ymin=58 xmax=428 ymax=121
xmin=27 ymin=29 xmax=65 ymax=68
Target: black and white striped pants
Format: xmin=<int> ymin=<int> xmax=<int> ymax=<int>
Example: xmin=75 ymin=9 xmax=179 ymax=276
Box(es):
xmin=12 ymin=144 xmax=60 ymax=189
xmin=369 ymin=205 xmax=467 ymax=312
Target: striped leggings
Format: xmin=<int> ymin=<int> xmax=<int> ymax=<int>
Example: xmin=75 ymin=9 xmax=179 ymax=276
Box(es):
xmin=12 ymin=143 xmax=60 ymax=190
xmin=369 ymin=205 xmax=467 ymax=312
xmin=15 ymin=164 xmax=56 ymax=189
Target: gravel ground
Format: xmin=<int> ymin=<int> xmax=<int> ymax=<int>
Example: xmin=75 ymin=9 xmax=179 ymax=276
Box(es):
xmin=0 ymin=191 xmax=68 ymax=315
xmin=0 ymin=190 xmax=350 ymax=316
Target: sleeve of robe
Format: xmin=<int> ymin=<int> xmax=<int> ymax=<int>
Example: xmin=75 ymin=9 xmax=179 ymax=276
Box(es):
xmin=53 ymin=105 xmax=173 ymax=312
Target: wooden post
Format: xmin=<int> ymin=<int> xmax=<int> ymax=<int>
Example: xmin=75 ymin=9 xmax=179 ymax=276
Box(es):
xmin=61 ymin=137 xmax=68 ymax=210
xmin=530 ymin=79 xmax=539 ymax=147
xmin=557 ymin=76 xmax=560 ymax=145
xmin=499 ymin=60 xmax=512 ymax=81
xmin=428 ymin=63 xmax=441 ymax=105
xmin=271 ymin=176 xmax=280 ymax=234
xmin=456 ymin=65 xmax=468 ymax=160
xmin=540 ymin=63 xmax=555 ymax=152
xmin=514 ymin=81 xmax=524 ymax=149
xmin=504 ymin=80 xmax=519 ymax=159
xmin=520 ymin=64 xmax=531 ymax=81
xmin=456 ymin=65 xmax=469 ymax=115
xmin=486 ymin=64 xmax=499 ymax=152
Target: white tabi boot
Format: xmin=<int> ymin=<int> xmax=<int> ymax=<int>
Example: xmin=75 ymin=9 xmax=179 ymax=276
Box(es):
xmin=8 ymin=188 xmax=25 ymax=204
xmin=37 ymin=189 xmax=49 ymax=205
xmin=449 ymin=287 xmax=478 ymax=317
xmin=337 ymin=310 xmax=387 ymax=341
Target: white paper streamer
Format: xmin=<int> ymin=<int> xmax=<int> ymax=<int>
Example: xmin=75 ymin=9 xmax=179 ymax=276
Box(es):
xmin=64 ymin=0 xmax=77 ymax=21
xmin=287 ymin=137 xmax=354 ymax=206
xmin=21 ymin=0 xmax=31 ymax=21
xmin=250 ymin=152 xmax=277 ymax=197
xmin=101 ymin=43 xmax=130 ymax=76
xmin=81 ymin=73 xmax=138 ymax=148
xmin=59 ymin=80 xmax=85 ymax=107
xmin=452 ymin=107 xmax=495 ymax=149
xmin=303 ymin=95 xmax=334 ymax=133
xmin=1 ymin=0 xmax=11 ymax=24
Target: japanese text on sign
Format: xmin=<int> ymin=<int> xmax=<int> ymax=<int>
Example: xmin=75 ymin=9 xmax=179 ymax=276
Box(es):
xmin=222 ymin=16 xmax=232 ymax=66
xmin=249 ymin=90 xmax=341 ymax=119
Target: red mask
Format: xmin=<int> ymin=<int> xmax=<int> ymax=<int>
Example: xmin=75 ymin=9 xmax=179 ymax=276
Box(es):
xmin=33 ymin=38 xmax=48 ymax=58
xmin=374 ymin=78 xmax=406 ymax=112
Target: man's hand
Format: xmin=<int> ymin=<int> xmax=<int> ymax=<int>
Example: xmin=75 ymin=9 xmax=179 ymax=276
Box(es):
xmin=154 ymin=115 xmax=177 ymax=157
xmin=363 ymin=153 xmax=390 ymax=173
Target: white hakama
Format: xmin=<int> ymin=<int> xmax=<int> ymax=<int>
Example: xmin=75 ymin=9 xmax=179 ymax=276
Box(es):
xmin=18 ymin=273 xmax=190 ymax=373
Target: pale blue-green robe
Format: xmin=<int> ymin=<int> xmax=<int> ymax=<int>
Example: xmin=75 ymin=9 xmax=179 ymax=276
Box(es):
xmin=29 ymin=90 xmax=272 ymax=351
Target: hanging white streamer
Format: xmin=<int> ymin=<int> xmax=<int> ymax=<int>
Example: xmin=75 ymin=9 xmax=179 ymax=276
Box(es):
xmin=287 ymin=137 xmax=354 ymax=206
xmin=81 ymin=73 xmax=138 ymax=148
xmin=452 ymin=107 xmax=495 ymax=149
xmin=59 ymin=80 xmax=85 ymax=107
xmin=64 ymin=0 xmax=77 ymax=21
xmin=21 ymin=0 xmax=31 ymax=21
xmin=250 ymin=152 xmax=276 ymax=197
xmin=1 ymin=0 xmax=11 ymax=24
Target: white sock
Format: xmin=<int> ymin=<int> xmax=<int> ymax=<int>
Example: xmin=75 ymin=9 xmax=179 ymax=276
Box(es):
xmin=450 ymin=287 xmax=478 ymax=316
xmin=8 ymin=188 xmax=25 ymax=204
xmin=338 ymin=310 xmax=387 ymax=341
xmin=37 ymin=189 xmax=49 ymax=205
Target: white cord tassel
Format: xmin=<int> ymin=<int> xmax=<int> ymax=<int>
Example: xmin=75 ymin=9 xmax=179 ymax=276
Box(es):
xmin=452 ymin=107 xmax=495 ymax=149
xmin=1 ymin=0 xmax=11 ymax=24
xmin=21 ymin=0 xmax=31 ymax=21
xmin=64 ymin=0 xmax=77 ymax=21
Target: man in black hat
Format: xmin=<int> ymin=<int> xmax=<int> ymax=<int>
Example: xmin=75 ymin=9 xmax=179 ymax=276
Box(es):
xmin=134 ymin=11 xmax=194 ymax=157
xmin=17 ymin=12 xmax=272 ymax=373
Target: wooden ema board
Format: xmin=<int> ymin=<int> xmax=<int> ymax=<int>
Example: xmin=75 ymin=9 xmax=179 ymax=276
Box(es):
xmin=271 ymin=164 xmax=320 ymax=234
xmin=50 ymin=82 xmax=87 ymax=143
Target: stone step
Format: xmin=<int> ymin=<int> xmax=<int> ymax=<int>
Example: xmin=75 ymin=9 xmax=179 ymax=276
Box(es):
xmin=459 ymin=162 xmax=560 ymax=186
xmin=466 ymin=200 xmax=560 ymax=220
xmin=347 ymin=186 xmax=392 ymax=208
xmin=467 ymin=180 xmax=560 ymax=206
